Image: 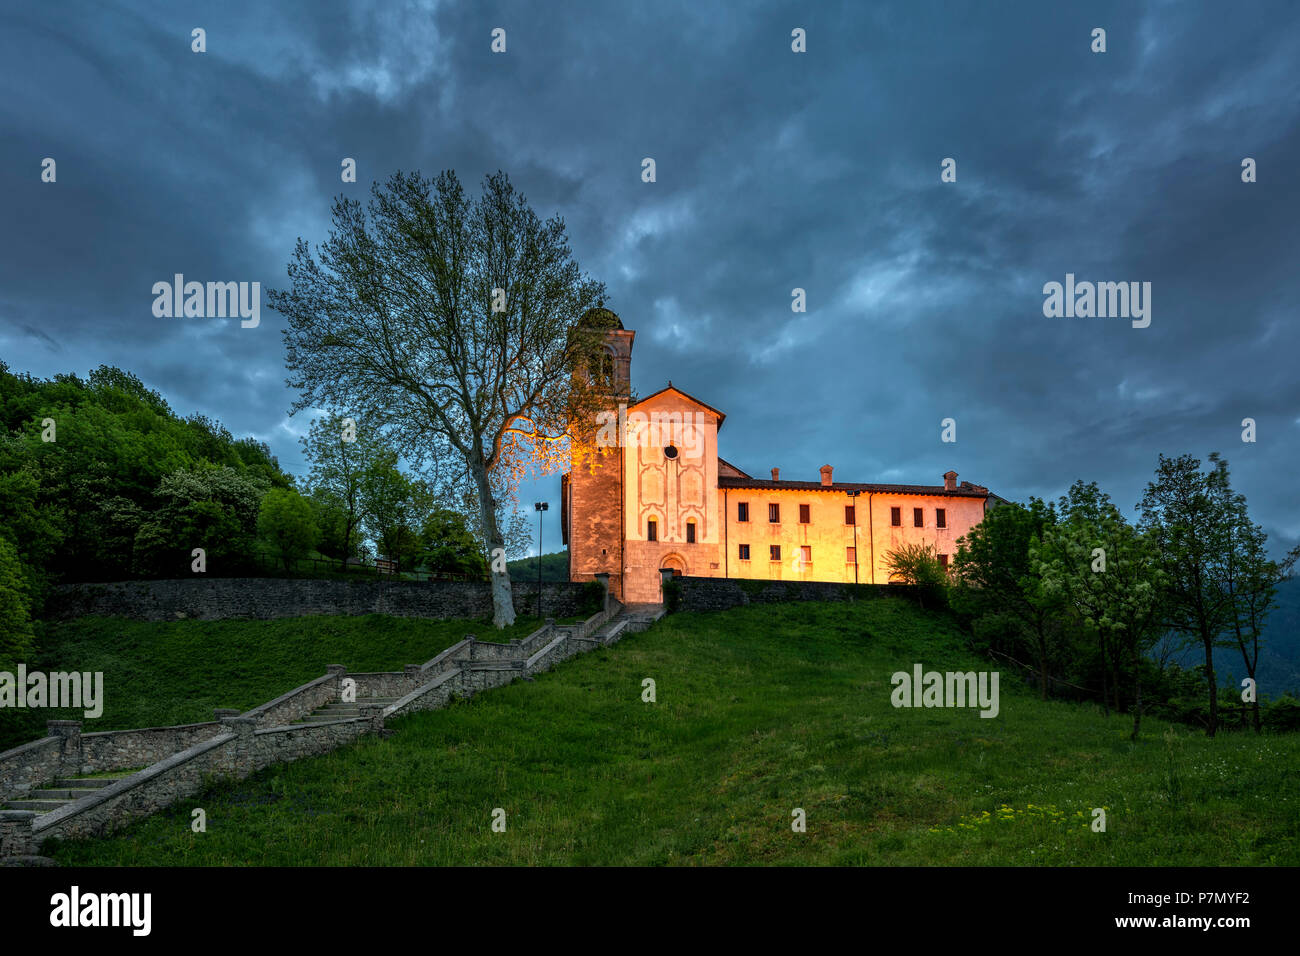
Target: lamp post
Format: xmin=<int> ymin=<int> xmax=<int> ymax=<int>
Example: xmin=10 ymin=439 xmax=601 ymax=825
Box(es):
xmin=534 ymin=501 xmax=549 ymax=619
xmin=846 ymin=490 xmax=860 ymax=585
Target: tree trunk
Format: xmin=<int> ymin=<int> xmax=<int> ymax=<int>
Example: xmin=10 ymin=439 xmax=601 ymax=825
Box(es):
xmin=1036 ymin=636 xmax=1049 ymax=701
xmin=1098 ymin=633 xmax=1110 ymax=717
xmin=1130 ymin=644 xmax=1142 ymax=741
xmin=342 ymin=515 xmax=355 ymax=572
xmin=1112 ymin=657 xmax=1123 ymax=714
xmin=1202 ymin=629 xmax=1218 ymax=737
xmin=471 ymin=450 xmax=515 ymax=629
xmin=1237 ymin=639 xmax=1262 ymax=735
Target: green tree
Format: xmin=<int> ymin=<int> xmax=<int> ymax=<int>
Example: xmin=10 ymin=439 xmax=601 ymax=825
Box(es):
xmin=419 ymin=508 xmax=489 ymax=578
xmin=133 ymin=466 xmax=270 ymax=577
xmin=258 ymin=488 xmax=321 ymax=573
xmin=951 ymin=498 xmax=1065 ymax=699
xmin=1209 ymin=454 xmax=1300 ymax=733
xmin=307 ymin=493 xmax=356 ymax=564
xmin=1033 ymin=485 xmax=1165 ymax=739
xmin=359 ymin=452 xmax=428 ymax=570
xmin=0 ymin=536 xmax=35 ymax=668
xmin=271 ymin=169 xmax=611 ymax=627
xmin=300 ymin=412 xmax=385 ymax=569
xmin=1138 ymin=454 xmax=1237 ymax=736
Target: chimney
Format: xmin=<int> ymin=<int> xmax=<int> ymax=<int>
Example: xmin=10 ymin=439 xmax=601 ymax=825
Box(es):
xmin=820 ymin=464 xmax=833 ymax=487
xmin=771 ymin=467 xmax=780 ymax=481
xmin=944 ymin=470 xmax=958 ymax=491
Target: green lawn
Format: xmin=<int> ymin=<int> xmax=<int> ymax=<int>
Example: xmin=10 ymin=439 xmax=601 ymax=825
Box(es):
xmin=0 ymin=613 xmax=560 ymax=751
xmin=35 ymin=600 xmax=1300 ymax=865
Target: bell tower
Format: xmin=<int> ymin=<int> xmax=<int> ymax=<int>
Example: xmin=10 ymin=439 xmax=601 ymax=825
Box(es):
xmin=563 ymin=309 xmax=634 ymax=599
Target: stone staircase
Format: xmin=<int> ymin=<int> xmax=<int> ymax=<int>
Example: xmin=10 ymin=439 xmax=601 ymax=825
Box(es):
xmin=3 ymin=773 xmax=137 ymax=815
xmin=292 ymin=697 xmax=398 ymax=724
xmin=1 ymin=598 xmax=667 ymax=860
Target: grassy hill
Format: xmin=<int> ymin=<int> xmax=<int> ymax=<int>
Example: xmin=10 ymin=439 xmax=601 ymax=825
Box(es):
xmin=507 ymin=550 xmax=569 ymax=582
xmin=0 ymin=613 xmax=561 ymax=751
xmin=35 ymin=599 xmax=1300 ymax=866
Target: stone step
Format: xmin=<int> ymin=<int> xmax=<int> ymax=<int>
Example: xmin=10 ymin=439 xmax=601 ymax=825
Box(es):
xmin=52 ymin=776 xmax=132 ymax=789
xmin=298 ymin=713 xmax=358 ymax=722
xmin=31 ymin=788 xmax=101 ymax=800
xmin=318 ymin=705 xmax=361 ymax=713
xmin=4 ymin=799 xmax=70 ymax=812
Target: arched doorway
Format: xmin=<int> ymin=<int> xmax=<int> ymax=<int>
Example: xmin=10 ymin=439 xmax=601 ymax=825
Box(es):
xmin=659 ymin=553 xmax=686 ymax=576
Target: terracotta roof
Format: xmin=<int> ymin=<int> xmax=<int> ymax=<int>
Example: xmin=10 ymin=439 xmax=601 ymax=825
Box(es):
xmin=717 ymin=476 xmax=991 ymax=498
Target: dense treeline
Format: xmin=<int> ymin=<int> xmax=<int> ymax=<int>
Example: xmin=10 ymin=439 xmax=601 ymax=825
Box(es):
xmin=0 ymin=364 xmax=497 ymax=667
xmin=0 ymin=364 xmax=293 ymax=662
xmin=933 ymin=455 xmax=1300 ymax=738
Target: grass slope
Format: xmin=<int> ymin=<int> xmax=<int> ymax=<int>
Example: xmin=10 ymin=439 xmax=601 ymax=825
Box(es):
xmin=42 ymin=600 xmax=1300 ymax=866
xmin=0 ymin=613 xmax=561 ymax=751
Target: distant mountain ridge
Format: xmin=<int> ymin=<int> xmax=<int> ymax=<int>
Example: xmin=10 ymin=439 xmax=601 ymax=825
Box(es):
xmin=1167 ymin=576 xmax=1300 ymax=696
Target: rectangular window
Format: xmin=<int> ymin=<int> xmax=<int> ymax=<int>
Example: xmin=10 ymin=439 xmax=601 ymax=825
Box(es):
xmin=799 ymin=504 xmax=811 ymax=524
xmin=938 ymin=553 xmax=949 ymax=570
xmin=738 ymin=544 xmax=750 ymax=560
xmin=913 ymin=507 xmax=924 ymax=528
xmin=800 ymin=545 xmax=811 ymax=565
xmin=890 ymin=506 xmax=902 ymax=527
xmin=936 ymin=508 xmax=947 ymax=529
xmin=686 ymin=522 xmax=696 ymax=544
xmin=647 ymin=518 xmax=657 ymax=542
xmin=770 ymin=545 xmax=781 ymax=561
xmin=769 ymin=503 xmax=780 ymax=523
xmin=845 ymin=505 xmax=855 ymax=525
xmin=737 ymin=501 xmax=749 ymax=522
xmin=846 ymin=546 xmax=856 ymax=563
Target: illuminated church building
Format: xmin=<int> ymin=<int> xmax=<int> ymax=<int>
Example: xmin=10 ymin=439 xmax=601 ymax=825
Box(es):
xmin=561 ymin=311 xmax=1000 ymax=604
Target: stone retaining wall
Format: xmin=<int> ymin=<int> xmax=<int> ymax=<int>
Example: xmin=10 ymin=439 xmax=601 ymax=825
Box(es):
xmin=0 ymin=736 xmax=62 ymax=799
xmin=80 ymin=721 xmax=227 ymax=773
xmin=673 ymin=576 xmax=922 ymax=612
xmin=45 ymin=578 xmax=594 ymax=623
xmin=242 ymin=670 xmax=342 ymax=729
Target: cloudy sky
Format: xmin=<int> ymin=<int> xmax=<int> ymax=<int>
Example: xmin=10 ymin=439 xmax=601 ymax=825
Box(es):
xmin=3 ymin=0 xmax=1297 ymax=556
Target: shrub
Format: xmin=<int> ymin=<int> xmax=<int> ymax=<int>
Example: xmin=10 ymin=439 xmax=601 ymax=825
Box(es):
xmin=662 ymin=578 xmax=683 ymax=613
xmin=883 ymin=543 xmax=948 ymax=610
xmin=579 ymin=579 xmax=607 ymax=616
xmin=1263 ymin=695 xmax=1300 ymax=734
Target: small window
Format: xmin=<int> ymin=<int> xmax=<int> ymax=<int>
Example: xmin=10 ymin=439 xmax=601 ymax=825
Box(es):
xmin=800 ymin=545 xmax=811 ymax=565
xmin=738 ymin=543 xmax=750 ymax=560
xmin=938 ymin=553 xmax=949 ymax=570
xmin=846 ymin=546 xmax=856 ymax=563
xmin=936 ymin=508 xmax=947 ymax=529
xmin=770 ymin=545 xmax=781 ymax=561
xmin=664 ymin=445 xmax=679 ymax=460
xmin=737 ymin=502 xmax=749 ymax=522
xmin=647 ymin=518 xmax=657 ymax=542
xmin=799 ymin=504 xmax=810 ymax=524
xmin=686 ymin=521 xmax=696 ymax=544
xmin=769 ymin=503 xmax=780 ymax=523
xmin=845 ymin=505 xmax=855 ymax=525
xmin=913 ymin=507 xmax=924 ymax=528
xmin=890 ymin=507 xmax=902 ymax=527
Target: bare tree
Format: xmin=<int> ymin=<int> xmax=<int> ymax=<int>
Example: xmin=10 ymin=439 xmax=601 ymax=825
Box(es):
xmin=271 ymin=170 xmax=609 ymax=626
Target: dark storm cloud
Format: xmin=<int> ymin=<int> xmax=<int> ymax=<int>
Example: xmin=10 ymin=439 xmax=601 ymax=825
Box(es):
xmin=1 ymin=0 xmax=1296 ymax=552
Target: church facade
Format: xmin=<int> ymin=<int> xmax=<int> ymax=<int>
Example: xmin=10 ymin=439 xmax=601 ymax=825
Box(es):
xmin=561 ymin=313 xmax=998 ymax=604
